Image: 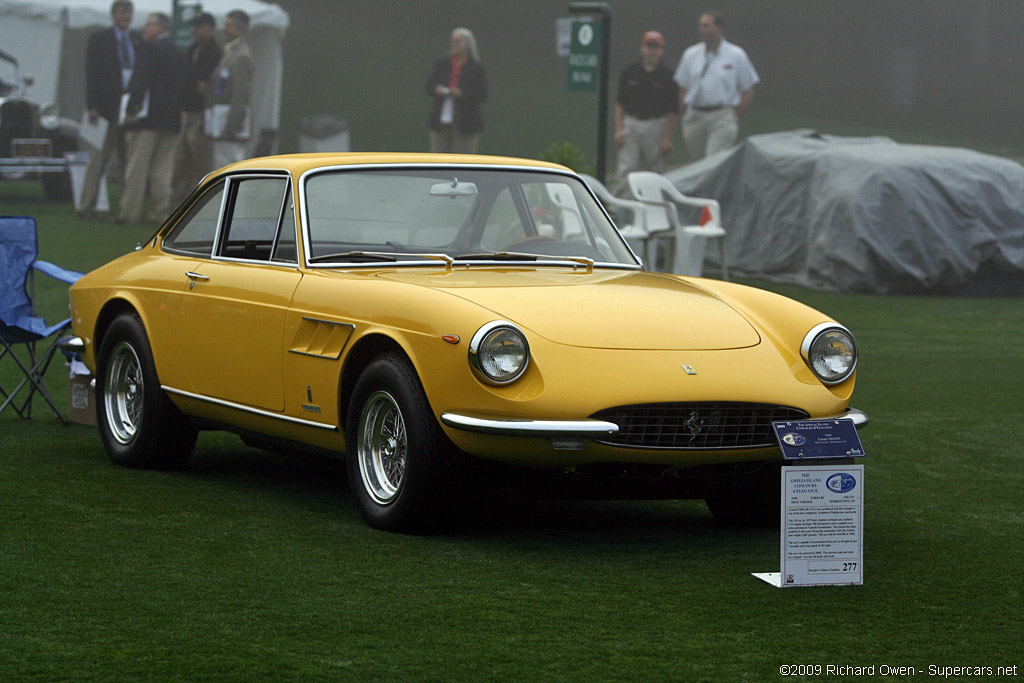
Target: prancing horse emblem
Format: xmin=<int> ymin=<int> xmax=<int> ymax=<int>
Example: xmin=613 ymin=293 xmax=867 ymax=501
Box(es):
xmin=685 ymin=410 xmax=703 ymax=441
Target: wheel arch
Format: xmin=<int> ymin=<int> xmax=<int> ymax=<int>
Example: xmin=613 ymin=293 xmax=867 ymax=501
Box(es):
xmin=93 ymin=298 xmax=143 ymax=363
xmin=338 ymin=333 xmax=411 ymax=431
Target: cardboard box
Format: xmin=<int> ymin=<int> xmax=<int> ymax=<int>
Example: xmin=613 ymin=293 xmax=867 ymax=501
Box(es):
xmin=68 ymin=372 xmax=97 ymax=426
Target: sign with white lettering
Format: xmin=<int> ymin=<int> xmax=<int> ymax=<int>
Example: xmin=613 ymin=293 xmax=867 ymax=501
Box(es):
xmin=773 ymin=418 xmax=865 ymax=460
xmin=567 ymin=20 xmax=601 ymax=92
xmin=754 ymin=465 xmax=864 ymax=587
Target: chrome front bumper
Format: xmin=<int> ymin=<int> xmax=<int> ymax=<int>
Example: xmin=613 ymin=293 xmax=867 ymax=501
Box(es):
xmin=440 ymin=407 xmax=868 ymax=438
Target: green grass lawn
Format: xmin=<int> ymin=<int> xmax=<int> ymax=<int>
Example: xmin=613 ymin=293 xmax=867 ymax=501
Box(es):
xmin=2 ymin=180 xmax=1022 ymax=680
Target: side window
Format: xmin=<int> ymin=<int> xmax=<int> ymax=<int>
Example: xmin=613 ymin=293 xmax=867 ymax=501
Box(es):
xmin=219 ymin=177 xmax=290 ymax=261
xmin=163 ymin=181 xmax=225 ymax=256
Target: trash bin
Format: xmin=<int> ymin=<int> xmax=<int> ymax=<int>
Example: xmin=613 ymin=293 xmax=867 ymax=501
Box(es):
xmin=299 ymin=115 xmax=350 ymax=153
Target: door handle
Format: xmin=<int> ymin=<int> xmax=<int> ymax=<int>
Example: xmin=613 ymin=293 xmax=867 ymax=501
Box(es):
xmin=186 ymin=271 xmax=209 ymax=289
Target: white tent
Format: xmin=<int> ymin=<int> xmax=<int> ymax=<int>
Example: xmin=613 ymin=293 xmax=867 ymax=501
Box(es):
xmin=0 ymin=0 xmax=288 ymax=153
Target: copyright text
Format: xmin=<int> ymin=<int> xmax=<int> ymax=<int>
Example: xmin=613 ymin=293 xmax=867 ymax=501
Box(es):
xmin=778 ymin=664 xmax=1019 ymax=677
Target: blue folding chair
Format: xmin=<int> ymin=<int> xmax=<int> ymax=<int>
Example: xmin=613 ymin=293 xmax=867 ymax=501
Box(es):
xmin=0 ymin=216 xmax=84 ymax=423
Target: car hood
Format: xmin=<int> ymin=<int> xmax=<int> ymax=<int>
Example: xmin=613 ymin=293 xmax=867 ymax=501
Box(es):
xmin=374 ymin=269 xmax=761 ymax=351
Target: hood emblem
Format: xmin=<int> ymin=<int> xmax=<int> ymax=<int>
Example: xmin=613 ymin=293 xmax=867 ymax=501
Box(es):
xmin=681 ymin=364 xmax=697 ymax=375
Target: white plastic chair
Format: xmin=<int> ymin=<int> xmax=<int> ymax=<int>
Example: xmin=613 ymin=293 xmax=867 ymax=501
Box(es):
xmin=579 ymin=173 xmax=657 ymax=264
xmin=626 ymin=171 xmax=728 ymax=279
xmin=544 ymin=182 xmax=586 ymax=240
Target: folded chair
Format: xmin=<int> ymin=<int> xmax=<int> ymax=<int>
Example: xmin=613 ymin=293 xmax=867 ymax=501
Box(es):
xmin=626 ymin=171 xmax=728 ymax=278
xmin=0 ymin=216 xmax=84 ymax=423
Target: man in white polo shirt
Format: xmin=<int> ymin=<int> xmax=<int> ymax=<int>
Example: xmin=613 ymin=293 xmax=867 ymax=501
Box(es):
xmin=673 ymin=9 xmax=759 ymax=160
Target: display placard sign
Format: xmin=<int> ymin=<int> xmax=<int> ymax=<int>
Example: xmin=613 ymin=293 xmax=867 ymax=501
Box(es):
xmin=567 ymin=20 xmax=601 ymax=92
xmin=754 ymin=465 xmax=864 ymax=587
xmin=773 ymin=418 xmax=864 ymax=460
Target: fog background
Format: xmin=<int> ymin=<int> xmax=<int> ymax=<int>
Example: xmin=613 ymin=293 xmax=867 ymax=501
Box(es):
xmin=273 ymin=0 xmax=1022 ymax=170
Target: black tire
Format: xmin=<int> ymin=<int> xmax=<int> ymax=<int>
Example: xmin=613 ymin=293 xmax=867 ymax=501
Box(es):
xmin=345 ymin=352 xmax=457 ymax=532
xmin=705 ymin=462 xmax=781 ymax=526
xmin=95 ymin=313 xmax=197 ymax=469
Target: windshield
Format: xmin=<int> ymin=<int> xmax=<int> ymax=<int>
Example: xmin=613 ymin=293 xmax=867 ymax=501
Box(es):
xmin=301 ymin=167 xmax=639 ymax=266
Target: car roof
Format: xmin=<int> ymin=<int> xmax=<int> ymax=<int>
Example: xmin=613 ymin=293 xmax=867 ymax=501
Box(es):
xmin=213 ymin=153 xmax=572 ymax=176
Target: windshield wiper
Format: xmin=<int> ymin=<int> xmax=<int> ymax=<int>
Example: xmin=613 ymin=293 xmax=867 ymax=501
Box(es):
xmin=455 ymin=252 xmax=539 ymax=261
xmin=308 ymin=251 xmax=455 ymax=269
xmin=308 ymin=251 xmax=398 ymax=263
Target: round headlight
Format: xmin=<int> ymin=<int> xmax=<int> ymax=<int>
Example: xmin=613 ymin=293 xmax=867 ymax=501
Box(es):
xmin=801 ymin=323 xmax=857 ymax=385
xmin=469 ymin=321 xmax=530 ymax=385
xmin=39 ymin=103 xmax=60 ymax=131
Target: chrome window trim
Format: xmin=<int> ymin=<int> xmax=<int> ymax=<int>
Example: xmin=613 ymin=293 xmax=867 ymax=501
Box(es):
xmin=161 ymin=170 xmax=300 ymax=269
xmin=162 ymin=386 xmax=338 ymax=431
xmin=296 ymin=163 xmax=642 ymax=271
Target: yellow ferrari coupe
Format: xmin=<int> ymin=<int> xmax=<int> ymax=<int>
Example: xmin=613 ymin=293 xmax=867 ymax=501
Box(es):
xmin=64 ymin=154 xmax=865 ymax=531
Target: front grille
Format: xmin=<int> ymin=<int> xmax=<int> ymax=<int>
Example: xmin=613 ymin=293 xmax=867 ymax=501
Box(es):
xmin=591 ymin=402 xmax=809 ymax=450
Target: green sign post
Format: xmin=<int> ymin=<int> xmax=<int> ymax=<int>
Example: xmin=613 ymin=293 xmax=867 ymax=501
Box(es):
xmin=567 ymin=20 xmax=601 ymax=92
xmin=567 ymin=3 xmax=611 ymax=182
xmin=172 ymin=0 xmax=203 ymax=51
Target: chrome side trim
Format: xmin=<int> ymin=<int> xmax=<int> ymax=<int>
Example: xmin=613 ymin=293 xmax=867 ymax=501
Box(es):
xmin=820 ymin=407 xmax=869 ymax=428
xmin=440 ymin=412 xmax=619 ymax=437
xmin=161 ymin=386 xmax=338 ymax=431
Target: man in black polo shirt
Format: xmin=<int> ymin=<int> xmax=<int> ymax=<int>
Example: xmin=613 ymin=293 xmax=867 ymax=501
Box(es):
xmin=611 ymin=30 xmax=680 ymax=191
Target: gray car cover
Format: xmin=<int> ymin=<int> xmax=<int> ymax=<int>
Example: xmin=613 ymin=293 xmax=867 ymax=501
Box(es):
xmin=666 ymin=130 xmax=1024 ymax=295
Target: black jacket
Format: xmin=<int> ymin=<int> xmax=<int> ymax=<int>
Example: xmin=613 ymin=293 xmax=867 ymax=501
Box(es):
xmin=126 ymin=34 xmax=187 ymax=131
xmin=425 ymin=57 xmax=487 ymax=135
xmin=183 ymin=40 xmax=222 ymax=112
xmin=85 ymin=27 xmax=141 ymax=123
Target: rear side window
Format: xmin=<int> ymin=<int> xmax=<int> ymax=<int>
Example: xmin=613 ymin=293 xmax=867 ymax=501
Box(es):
xmin=163 ymin=181 xmax=225 ymax=256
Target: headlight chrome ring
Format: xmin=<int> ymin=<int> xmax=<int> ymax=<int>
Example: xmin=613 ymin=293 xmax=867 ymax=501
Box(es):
xmin=469 ymin=320 xmax=530 ymax=385
xmin=801 ymin=323 xmax=857 ymax=385
xmin=39 ymin=103 xmax=61 ymax=131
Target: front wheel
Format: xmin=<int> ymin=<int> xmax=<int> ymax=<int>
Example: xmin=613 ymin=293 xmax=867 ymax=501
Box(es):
xmin=346 ymin=352 xmax=457 ymax=532
xmin=96 ymin=313 xmax=197 ymax=469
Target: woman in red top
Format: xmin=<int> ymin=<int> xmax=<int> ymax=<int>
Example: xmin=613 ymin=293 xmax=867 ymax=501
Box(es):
xmin=426 ymin=28 xmax=488 ymax=154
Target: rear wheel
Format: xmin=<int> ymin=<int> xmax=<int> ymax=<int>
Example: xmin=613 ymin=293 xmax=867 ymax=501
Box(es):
xmin=346 ymin=352 xmax=457 ymax=532
xmin=96 ymin=313 xmax=197 ymax=469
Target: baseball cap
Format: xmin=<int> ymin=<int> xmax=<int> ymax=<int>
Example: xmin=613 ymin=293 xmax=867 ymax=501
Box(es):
xmin=642 ymin=30 xmax=664 ymax=46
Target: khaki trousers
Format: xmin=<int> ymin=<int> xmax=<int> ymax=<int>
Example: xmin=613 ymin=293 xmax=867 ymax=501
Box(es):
xmin=79 ymin=121 xmax=125 ymax=213
xmin=682 ymin=108 xmax=738 ymax=160
xmin=120 ymin=129 xmax=177 ymax=224
xmin=430 ymin=126 xmax=479 ymax=154
xmin=613 ymin=115 xmax=670 ymax=190
xmin=172 ymin=110 xmax=213 ymax=203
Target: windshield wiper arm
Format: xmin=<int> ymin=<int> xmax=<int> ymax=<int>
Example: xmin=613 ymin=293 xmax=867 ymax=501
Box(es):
xmin=307 ymin=251 xmax=398 ymax=263
xmin=455 ymin=252 xmax=539 ymax=261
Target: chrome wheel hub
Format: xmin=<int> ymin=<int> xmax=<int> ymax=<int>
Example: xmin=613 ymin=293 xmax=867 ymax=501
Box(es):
xmin=104 ymin=341 xmax=143 ymax=445
xmin=357 ymin=391 xmax=407 ymax=505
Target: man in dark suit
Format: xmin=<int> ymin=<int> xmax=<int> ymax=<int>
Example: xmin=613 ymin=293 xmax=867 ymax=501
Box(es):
xmin=171 ymin=12 xmax=222 ymax=203
xmin=119 ymin=12 xmax=186 ymax=224
xmin=78 ymin=0 xmax=137 ymax=218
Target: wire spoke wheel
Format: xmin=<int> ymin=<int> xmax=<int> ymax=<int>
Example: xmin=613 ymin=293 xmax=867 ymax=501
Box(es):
xmin=104 ymin=341 xmax=144 ymax=445
xmin=357 ymin=390 xmax=408 ymax=505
